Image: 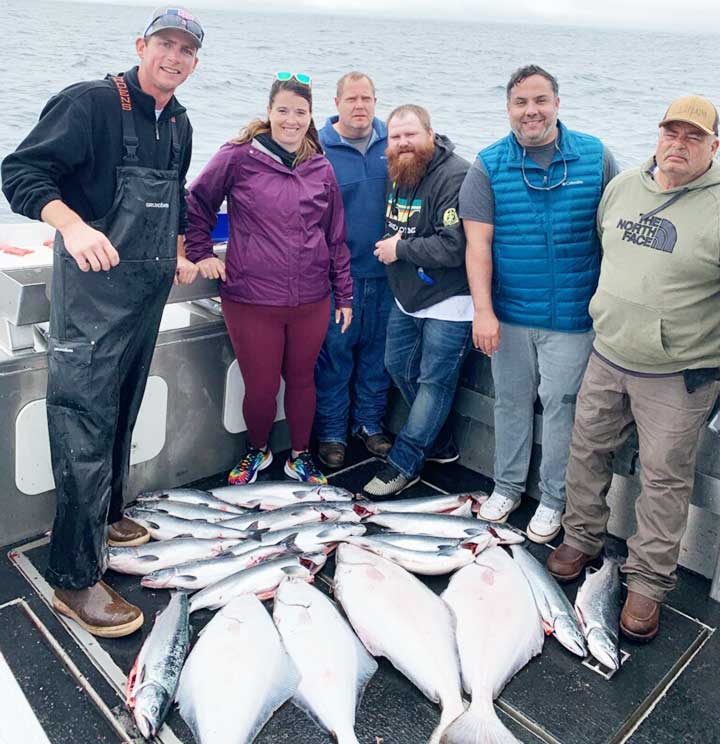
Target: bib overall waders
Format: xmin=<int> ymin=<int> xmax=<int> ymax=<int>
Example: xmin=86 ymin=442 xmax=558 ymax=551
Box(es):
xmin=45 ymin=76 xmax=179 ymax=590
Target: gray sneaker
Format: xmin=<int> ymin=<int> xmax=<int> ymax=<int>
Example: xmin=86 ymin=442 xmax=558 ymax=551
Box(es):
xmin=363 ymin=464 xmax=420 ymax=497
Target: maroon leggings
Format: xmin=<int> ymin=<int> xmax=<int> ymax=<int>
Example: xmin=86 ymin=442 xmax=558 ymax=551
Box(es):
xmin=222 ymin=297 xmax=330 ymax=452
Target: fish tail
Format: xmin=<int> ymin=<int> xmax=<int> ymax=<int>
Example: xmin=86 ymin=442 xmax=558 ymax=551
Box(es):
xmin=429 ymin=701 xmax=466 ymax=744
xmin=334 ymin=731 xmax=361 ymax=744
xmin=438 ymin=700 xmax=519 ymax=744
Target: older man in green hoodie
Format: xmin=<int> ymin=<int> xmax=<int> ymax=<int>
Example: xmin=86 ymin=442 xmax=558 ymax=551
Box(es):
xmin=547 ymin=95 xmax=720 ymax=642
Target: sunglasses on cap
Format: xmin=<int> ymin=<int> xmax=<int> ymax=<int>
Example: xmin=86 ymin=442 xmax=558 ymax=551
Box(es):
xmin=144 ymin=8 xmax=204 ymax=47
xmin=276 ymin=72 xmax=312 ymax=86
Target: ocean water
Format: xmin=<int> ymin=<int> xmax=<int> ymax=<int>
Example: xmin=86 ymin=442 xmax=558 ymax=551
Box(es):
xmin=2 ymin=0 xmax=719 ymax=222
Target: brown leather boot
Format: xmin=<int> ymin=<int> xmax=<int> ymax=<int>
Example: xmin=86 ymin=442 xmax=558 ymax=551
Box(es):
xmin=620 ymin=590 xmax=660 ymax=642
xmin=318 ymin=441 xmax=346 ymax=468
xmin=546 ymin=543 xmax=599 ymax=582
xmin=356 ymin=428 xmax=392 ymax=457
xmin=108 ymin=516 xmax=150 ymax=547
xmin=52 ymin=581 xmax=144 ymax=638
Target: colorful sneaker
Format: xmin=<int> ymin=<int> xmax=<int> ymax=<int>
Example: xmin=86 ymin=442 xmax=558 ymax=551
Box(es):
xmin=228 ymin=446 xmax=273 ymax=485
xmin=284 ymin=451 xmax=328 ymax=484
xmin=363 ymin=463 xmax=420 ymax=497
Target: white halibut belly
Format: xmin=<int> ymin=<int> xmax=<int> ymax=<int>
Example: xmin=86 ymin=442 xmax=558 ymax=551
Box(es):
xmin=443 ymin=547 xmax=544 ymax=699
xmin=176 ymin=595 xmax=298 ymax=744
xmin=273 ymin=578 xmax=377 ymax=743
xmin=334 ymin=543 xmax=464 ymax=735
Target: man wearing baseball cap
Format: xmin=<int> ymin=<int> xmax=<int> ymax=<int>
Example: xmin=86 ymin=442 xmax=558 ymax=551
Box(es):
xmin=546 ymin=95 xmax=720 ymax=642
xmin=2 ymin=8 xmax=203 ymax=637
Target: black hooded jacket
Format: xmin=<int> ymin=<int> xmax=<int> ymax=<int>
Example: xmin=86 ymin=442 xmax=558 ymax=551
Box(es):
xmin=2 ymin=66 xmax=193 ymax=232
xmin=384 ymin=134 xmax=470 ymax=313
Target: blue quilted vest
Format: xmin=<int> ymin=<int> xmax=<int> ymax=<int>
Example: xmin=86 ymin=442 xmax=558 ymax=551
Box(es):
xmin=480 ymin=122 xmax=604 ymax=332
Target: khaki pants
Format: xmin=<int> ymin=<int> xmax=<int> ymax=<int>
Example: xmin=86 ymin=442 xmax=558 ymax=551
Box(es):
xmin=562 ymin=352 xmax=719 ymax=602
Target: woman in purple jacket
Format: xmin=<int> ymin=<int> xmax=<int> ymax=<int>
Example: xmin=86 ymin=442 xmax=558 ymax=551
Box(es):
xmin=185 ymin=74 xmax=353 ymax=485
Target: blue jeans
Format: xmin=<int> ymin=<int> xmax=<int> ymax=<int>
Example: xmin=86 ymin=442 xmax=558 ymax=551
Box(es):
xmin=314 ymin=278 xmax=394 ymax=444
xmin=491 ymin=323 xmax=594 ymax=511
xmin=384 ymin=305 xmax=472 ymax=478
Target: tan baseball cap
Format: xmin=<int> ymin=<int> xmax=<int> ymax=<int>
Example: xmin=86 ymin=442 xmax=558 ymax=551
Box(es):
xmin=659 ymin=95 xmax=718 ymax=136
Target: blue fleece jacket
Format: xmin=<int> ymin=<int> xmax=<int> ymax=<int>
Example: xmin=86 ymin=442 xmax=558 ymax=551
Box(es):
xmin=319 ymin=116 xmax=388 ymax=278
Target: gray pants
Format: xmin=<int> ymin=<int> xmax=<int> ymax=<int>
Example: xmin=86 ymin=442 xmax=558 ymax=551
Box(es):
xmin=491 ymin=323 xmax=594 ymax=510
xmin=563 ymin=352 xmax=720 ymax=602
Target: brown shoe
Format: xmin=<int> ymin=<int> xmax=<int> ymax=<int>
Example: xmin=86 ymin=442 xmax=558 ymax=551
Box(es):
xmin=356 ymin=427 xmax=392 ymax=458
xmin=108 ymin=516 xmax=150 ymax=547
xmin=620 ymin=590 xmax=660 ymax=642
xmin=52 ymin=581 xmax=144 ymax=638
xmin=318 ymin=441 xmax=346 ymax=468
xmin=546 ymin=543 xmax=599 ymax=582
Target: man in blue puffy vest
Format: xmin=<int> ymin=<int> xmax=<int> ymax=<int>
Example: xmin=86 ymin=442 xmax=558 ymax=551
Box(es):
xmin=459 ymin=65 xmax=618 ymax=542
xmin=314 ymin=72 xmax=393 ymax=468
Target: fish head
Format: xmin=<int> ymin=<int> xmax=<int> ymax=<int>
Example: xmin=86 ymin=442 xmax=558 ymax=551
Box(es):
xmin=133 ymin=682 xmax=170 ymax=739
xmin=311 ymin=485 xmax=353 ymax=501
xmin=352 ymin=502 xmax=377 ymax=518
xmin=137 ymin=490 xmax=167 ymax=500
xmin=460 ymin=534 xmax=493 ymax=554
xmin=299 ymin=551 xmax=328 ymax=573
xmin=587 ymin=628 xmax=621 ymax=673
xmin=487 ymin=523 xmax=525 ymax=545
xmin=140 ymin=571 xmax=168 ymax=589
xmin=468 ymin=491 xmax=490 ymax=508
xmin=554 ymin=614 xmax=588 ymax=657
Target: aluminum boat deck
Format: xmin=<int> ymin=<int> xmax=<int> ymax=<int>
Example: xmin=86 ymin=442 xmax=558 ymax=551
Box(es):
xmin=1 ymin=440 xmax=718 ymax=744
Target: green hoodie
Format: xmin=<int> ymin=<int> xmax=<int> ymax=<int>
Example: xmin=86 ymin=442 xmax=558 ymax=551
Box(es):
xmin=590 ymin=158 xmax=720 ymax=373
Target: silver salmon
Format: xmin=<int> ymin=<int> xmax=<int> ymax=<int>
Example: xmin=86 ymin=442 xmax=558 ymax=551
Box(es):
xmin=140 ymin=541 xmax=295 ymax=590
xmin=344 ymin=535 xmax=486 ymax=576
xmin=574 ymin=557 xmax=622 ymax=672
xmin=188 ymin=552 xmax=327 ymax=613
xmin=136 ymin=489 xmax=247 ymax=514
xmin=128 ymin=499 xmax=240 ymax=523
xmin=366 ymin=512 xmax=524 ymax=543
xmin=125 ymin=592 xmax=191 ymax=739
xmin=509 ymin=544 xmax=587 ymax=657
xmin=251 ymin=522 xmax=366 ymax=552
xmin=108 ymin=538 xmax=241 ymax=575
xmin=222 ymin=503 xmax=348 ymax=532
xmin=210 ymin=482 xmax=353 ymax=509
xmin=123 ymin=508 xmax=257 ymax=541
xmin=352 ymin=493 xmax=475 ymax=518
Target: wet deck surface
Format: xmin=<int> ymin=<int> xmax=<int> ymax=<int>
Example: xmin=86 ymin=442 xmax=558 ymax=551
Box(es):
xmin=1 ymin=439 xmax=719 ymax=743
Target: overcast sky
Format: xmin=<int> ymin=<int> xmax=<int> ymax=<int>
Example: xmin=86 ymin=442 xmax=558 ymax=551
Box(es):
xmin=65 ymin=0 xmax=718 ymax=33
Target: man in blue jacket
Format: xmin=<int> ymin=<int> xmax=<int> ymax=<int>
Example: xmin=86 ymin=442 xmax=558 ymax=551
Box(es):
xmin=315 ymin=72 xmax=393 ymax=468
xmin=460 ymin=65 xmax=618 ymax=542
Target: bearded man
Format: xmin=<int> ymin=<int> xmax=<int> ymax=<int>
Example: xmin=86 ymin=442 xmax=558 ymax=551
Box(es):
xmin=363 ymin=105 xmax=471 ymax=496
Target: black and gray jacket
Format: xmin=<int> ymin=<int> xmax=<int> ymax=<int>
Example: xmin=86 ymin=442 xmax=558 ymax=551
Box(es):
xmin=2 ymin=66 xmax=193 ymax=232
xmin=385 ymin=134 xmax=470 ymax=313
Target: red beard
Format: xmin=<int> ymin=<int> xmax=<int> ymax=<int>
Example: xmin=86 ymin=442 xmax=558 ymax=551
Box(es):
xmin=386 ymin=141 xmax=435 ymax=187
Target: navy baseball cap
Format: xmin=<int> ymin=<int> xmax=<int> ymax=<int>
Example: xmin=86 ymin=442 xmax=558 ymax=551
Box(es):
xmin=144 ymin=7 xmax=204 ymax=48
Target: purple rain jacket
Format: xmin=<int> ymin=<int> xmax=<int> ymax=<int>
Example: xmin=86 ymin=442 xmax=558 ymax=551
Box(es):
xmin=185 ymin=140 xmax=353 ymax=308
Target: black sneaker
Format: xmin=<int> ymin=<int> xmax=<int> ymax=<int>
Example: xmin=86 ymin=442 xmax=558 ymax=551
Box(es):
xmin=363 ymin=463 xmax=420 ymax=497
xmin=426 ymin=442 xmax=460 ymax=464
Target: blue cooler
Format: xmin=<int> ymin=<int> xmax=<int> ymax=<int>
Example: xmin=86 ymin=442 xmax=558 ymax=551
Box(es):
xmin=211 ymin=210 xmax=228 ymax=243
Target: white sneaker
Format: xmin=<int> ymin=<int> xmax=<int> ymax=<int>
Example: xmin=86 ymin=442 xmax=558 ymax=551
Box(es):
xmin=478 ymin=492 xmax=520 ymax=523
xmin=527 ymin=503 xmax=563 ymax=544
